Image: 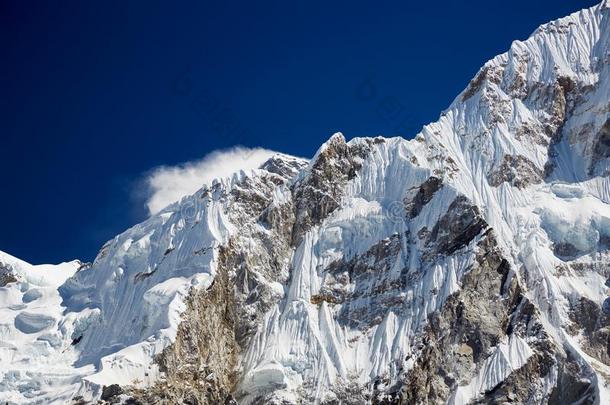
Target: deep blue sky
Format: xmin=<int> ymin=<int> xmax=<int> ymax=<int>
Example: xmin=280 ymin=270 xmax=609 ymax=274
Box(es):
xmin=0 ymin=0 xmax=596 ymax=264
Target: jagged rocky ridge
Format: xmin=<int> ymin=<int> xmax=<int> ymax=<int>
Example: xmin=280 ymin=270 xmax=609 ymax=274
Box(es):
xmin=1 ymin=1 xmax=610 ymax=404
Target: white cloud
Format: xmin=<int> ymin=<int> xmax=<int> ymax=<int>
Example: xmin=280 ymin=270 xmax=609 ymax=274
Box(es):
xmin=144 ymin=147 xmax=278 ymax=215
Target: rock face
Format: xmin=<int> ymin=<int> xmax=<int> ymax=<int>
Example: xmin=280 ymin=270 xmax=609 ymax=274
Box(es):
xmin=402 ymin=230 xmax=519 ymax=404
xmin=0 ymin=262 xmax=18 ymax=286
xmin=405 ymin=176 xmax=443 ymax=218
xmin=2 ymin=2 xmax=610 ymax=404
xmin=290 ymin=133 xmax=373 ymax=246
xmin=130 ymin=256 xmax=239 ymax=404
xmin=425 ymin=195 xmax=488 ymax=257
xmin=592 ymin=119 xmax=610 ymax=175
xmin=487 ymin=154 xmax=543 ymax=188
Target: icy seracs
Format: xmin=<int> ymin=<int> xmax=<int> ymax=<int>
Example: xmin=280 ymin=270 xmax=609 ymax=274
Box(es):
xmin=1 ymin=1 xmax=610 ymax=403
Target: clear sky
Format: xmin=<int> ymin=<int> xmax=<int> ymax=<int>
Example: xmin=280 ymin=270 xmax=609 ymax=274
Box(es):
xmin=0 ymin=0 xmax=597 ymax=264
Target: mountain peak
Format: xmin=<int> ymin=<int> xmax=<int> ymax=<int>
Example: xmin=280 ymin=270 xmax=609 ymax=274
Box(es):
xmin=2 ymin=3 xmax=610 ymax=404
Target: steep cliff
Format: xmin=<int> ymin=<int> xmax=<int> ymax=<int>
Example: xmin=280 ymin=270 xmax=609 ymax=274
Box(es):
xmin=1 ymin=1 xmax=610 ymax=404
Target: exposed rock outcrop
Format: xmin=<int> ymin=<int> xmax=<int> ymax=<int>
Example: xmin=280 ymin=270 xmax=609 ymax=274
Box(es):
xmin=0 ymin=262 xmax=17 ymax=286
xmin=400 ymin=230 xmax=522 ymax=403
xmin=318 ymin=233 xmax=409 ymax=330
xmin=291 ymin=133 xmax=371 ymax=246
xmin=426 ymin=195 xmax=488 ymax=256
xmin=404 ymin=176 xmax=443 ymax=218
xmin=569 ymin=296 xmax=610 ymax=365
xmin=591 ymin=118 xmax=610 ymax=175
xmin=487 ymin=154 xmax=543 ymax=188
xmin=128 ymin=245 xmax=239 ymax=405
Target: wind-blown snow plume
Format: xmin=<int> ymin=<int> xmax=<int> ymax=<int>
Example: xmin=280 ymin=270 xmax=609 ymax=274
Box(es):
xmin=144 ymin=147 xmax=278 ymax=215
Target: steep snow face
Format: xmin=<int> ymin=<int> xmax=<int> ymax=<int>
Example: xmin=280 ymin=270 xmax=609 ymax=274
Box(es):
xmin=58 ymin=154 xmax=307 ymax=399
xmin=0 ymin=155 xmax=308 ymax=404
xmin=237 ymin=138 xmax=492 ymax=403
xmin=2 ymin=2 xmax=610 ymax=404
xmin=236 ymin=1 xmax=610 ymax=403
xmin=59 ymin=182 xmax=233 ymax=390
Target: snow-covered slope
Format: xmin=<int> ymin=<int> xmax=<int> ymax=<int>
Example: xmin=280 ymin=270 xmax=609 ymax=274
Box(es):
xmin=0 ymin=251 xmax=89 ymax=404
xmin=1 ymin=1 xmax=610 ymax=404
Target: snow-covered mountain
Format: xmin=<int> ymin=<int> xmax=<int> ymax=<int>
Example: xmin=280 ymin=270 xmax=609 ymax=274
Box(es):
xmin=1 ymin=1 xmax=610 ymax=403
